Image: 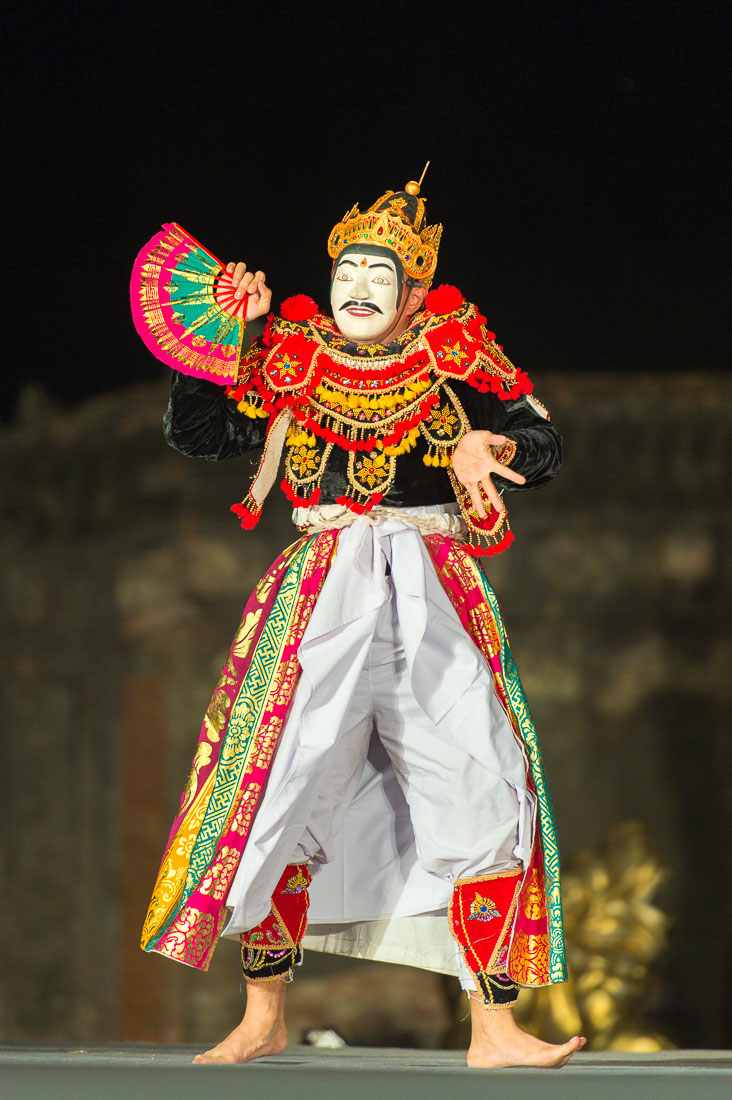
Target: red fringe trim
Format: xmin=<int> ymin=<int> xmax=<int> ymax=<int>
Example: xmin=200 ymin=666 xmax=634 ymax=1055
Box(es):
xmin=465 ymin=530 xmax=515 ymax=557
xmin=230 ymin=499 xmax=262 ymax=529
xmin=335 ymin=493 xmax=383 ymax=514
xmin=468 ymin=370 xmax=534 ymax=401
xmin=381 ymin=392 xmax=439 ymax=447
xmin=262 ymin=313 xmax=276 ymax=347
xmin=280 ymin=480 xmax=321 ymax=508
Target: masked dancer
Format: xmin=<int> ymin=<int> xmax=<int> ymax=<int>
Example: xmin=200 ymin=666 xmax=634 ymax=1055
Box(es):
xmin=131 ymin=175 xmax=585 ymax=1068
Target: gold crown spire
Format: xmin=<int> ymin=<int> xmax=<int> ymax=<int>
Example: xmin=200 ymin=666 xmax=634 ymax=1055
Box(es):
xmin=405 ymin=161 xmax=430 ymax=196
xmin=327 ymin=173 xmax=443 ymax=286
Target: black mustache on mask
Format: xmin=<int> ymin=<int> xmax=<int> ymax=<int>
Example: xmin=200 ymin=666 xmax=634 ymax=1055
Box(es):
xmin=338 ymin=301 xmax=383 ymax=314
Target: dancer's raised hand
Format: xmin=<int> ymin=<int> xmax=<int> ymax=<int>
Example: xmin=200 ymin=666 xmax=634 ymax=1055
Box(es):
xmin=216 ymin=262 xmax=272 ymax=320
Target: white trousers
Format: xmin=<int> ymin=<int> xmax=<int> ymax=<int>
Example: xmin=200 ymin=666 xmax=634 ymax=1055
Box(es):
xmin=291 ymin=574 xmax=523 ymax=883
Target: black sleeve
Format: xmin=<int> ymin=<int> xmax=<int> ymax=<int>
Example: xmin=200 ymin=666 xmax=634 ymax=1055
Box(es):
xmin=163 ymin=373 xmax=270 ymax=460
xmin=450 ymin=380 xmax=562 ymax=491
xmin=162 ymin=316 xmax=270 ymax=461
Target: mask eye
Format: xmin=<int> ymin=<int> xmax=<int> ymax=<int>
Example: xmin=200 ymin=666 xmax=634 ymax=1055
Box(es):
xmin=372 ymin=276 xmax=390 ymax=285
xmin=336 ymin=273 xmax=352 ymax=281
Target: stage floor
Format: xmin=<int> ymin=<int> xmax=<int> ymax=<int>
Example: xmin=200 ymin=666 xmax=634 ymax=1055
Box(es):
xmin=2 ymin=1042 xmax=731 ymax=1100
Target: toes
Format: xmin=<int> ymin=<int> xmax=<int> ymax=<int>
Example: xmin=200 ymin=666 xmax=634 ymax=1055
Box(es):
xmin=192 ymin=1049 xmax=228 ymax=1065
xmin=550 ymin=1037 xmax=585 ymax=1067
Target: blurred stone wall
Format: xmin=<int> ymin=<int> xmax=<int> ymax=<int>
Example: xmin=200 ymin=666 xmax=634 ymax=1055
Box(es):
xmin=1 ymin=372 xmax=729 ymax=1047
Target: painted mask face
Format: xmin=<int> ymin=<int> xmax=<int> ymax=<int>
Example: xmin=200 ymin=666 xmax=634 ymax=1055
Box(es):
xmin=330 ymin=251 xmax=401 ymax=343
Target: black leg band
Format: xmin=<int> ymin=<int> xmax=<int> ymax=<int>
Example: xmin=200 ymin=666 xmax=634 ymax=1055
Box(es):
xmin=241 ymin=943 xmax=302 ymax=982
xmin=474 ymin=970 xmax=520 ymax=1008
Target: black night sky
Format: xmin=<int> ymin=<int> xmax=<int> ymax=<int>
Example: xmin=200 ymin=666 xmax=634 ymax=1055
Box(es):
xmin=5 ymin=1 xmax=728 ymax=421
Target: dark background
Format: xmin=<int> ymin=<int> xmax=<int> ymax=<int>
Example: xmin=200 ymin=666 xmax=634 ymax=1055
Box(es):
xmin=3 ymin=0 xmax=731 ymax=1053
xmin=4 ymin=0 xmax=727 ymax=421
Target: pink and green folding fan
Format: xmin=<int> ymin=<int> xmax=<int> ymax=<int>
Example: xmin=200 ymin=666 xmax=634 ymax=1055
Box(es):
xmin=131 ymin=223 xmax=245 ymax=387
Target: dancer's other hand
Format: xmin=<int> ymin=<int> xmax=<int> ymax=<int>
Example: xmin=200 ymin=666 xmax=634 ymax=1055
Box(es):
xmin=452 ymin=430 xmax=526 ymax=519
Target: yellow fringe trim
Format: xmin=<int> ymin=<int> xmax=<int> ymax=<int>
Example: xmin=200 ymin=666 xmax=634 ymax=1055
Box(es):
xmin=423 ymin=451 xmax=452 ymax=467
xmin=237 ymin=399 xmax=269 ymax=418
xmin=313 ymin=376 xmax=430 ymax=414
xmin=286 ymin=426 xmax=317 ymax=447
xmin=376 ymin=427 xmax=421 ymax=455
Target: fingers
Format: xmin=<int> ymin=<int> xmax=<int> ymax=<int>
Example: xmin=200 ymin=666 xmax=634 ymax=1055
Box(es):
xmin=246 ymin=271 xmax=267 ymax=295
xmin=234 ymin=268 xmax=253 ymax=299
xmin=496 ymin=465 xmax=526 ymax=486
xmin=225 ymin=262 xmax=256 ymax=296
xmin=219 ymin=261 xmax=272 ymax=321
xmin=467 ymin=484 xmax=486 ymax=520
xmin=226 ymin=260 xmax=246 ymax=286
xmin=478 ymin=470 xmax=505 ymax=515
xmin=465 ymin=475 xmax=505 ymax=520
xmin=245 ymin=279 xmax=273 ymax=321
xmin=482 ymin=478 xmax=506 ymax=514
xmin=234 ymin=269 xmax=266 ymax=301
xmin=253 ymin=278 xmax=272 ymax=306
xmin=215 ymin=268 xmax=244 ymax=317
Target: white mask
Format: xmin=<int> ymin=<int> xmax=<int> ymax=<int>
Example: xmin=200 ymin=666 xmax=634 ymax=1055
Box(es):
xmin=330 ymin=251 xmax=401 ymax=343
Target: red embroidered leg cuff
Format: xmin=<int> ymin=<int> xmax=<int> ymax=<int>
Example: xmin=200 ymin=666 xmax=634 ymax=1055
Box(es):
xmin=449 ymin=868 xmax=523 ymax=1004
xmin=240 ymin=863 xmax=312 ymax=983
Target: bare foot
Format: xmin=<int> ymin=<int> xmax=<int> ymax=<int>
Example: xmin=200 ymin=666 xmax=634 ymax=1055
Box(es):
xmin=467 ymin=1002 xmax=586 ymax=1069
xmin=192 ymin=1018 xmax=286 ymax=1065
xmin=193 ymin=979 xmax=288 ymax=1065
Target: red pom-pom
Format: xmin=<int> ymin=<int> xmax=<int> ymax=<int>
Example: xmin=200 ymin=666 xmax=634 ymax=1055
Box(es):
xmin=280 ymin=295 xmax=319 ymax=322
xmin=425 ymin=284 xmax=464 ymax=315
xmin=516 ymin=369 xmax=533 ymax=394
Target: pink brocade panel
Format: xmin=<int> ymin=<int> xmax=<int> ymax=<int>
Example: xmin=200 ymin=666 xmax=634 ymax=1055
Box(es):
xmin=141 ymin=532 xmax=338 ymax=968
xmin=164 ymin=537 xmax=306 ymax=851
xmin=425 ymin=535 xmax=556 ymax=985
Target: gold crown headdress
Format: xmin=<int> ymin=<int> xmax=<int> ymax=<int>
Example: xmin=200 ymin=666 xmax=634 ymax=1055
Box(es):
xmin=327 ymin=165 xmax=443 ymax=287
